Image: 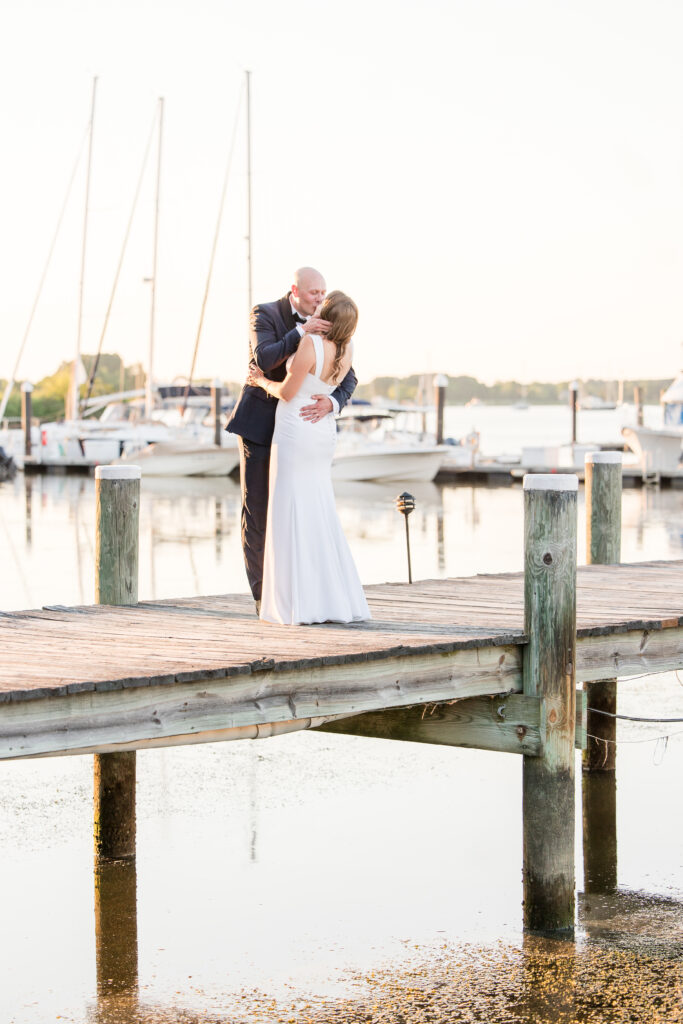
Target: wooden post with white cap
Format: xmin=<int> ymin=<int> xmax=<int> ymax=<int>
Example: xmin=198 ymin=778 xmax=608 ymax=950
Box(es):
xmin=93 ymin=465 xmax=140 ymax=861
xmin=522 ymin=473 xmax=578 ymax=932
xmin=582 ymin=450 xmax=622 ymax=891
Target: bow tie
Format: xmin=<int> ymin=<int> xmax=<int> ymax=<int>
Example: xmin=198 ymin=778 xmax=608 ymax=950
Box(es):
xmin=293 ymin=313 xmax=307 ymax=324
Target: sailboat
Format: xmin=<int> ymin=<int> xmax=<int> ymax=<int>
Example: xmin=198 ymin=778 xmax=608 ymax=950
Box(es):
xmin=3 ymin=80 xmax=242 ymax=476
xmin=114 ymin=76 xmax=250 ymax=477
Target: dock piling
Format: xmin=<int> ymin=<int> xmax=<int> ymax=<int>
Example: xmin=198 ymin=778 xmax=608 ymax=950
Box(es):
xmin=583 ymin=451 xmax=622 ymax=891
xmin=211 ymin=379 xmax=222 ymax=447
xmin=94 ymin=465 xmax=140 ymax=861
xmin=20 ymin=382 xmax=33 ymax=459
xmin=569 ymin=381 xmax=579 ymax=444
xmin=434 ymin=374 xmax=448 ymax=444
xmin=522 ymin=474 xmax=578 ymax=933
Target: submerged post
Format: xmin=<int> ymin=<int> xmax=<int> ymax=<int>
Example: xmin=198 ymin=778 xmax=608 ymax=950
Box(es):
xmin=94 ymin=465 xmax=140 ymax=861
xmin=583 ymin=451 xmax=622 ymax=891
xmin=523 ymin=474 xmax=578 ymax=932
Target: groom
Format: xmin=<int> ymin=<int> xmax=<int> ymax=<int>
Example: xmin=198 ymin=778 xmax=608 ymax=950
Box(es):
xmin=227 ymin=267 xmax=358 ymax=612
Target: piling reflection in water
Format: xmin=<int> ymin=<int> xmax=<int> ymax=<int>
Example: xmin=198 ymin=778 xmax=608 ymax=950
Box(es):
xmin=1 ymin=473 xmax=683 ymax=1023
xmin=93 ymin=860 xmax=138 ymax=1004
xmin=24 ymin=475 xmax=32 ymax=547
xmin=582 ymin=768 xmax=618 ymax=893
xmin=519 ymin=934 xmax=577 ymax=1024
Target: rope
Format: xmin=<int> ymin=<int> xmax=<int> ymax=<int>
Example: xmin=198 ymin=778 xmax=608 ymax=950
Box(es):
xmin=587 ymin=706 xmax=683 ymax=724
xmin=587 ymin=727 xmax=683 ymax=746
xmin=83 ymin=103 xmax=160 ymax=407
xmin=183 ymin=82 xmax=245 ymax=412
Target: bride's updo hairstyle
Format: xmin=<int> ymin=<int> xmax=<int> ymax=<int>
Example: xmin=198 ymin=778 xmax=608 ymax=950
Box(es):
xmin=320 ymin=290 xmax=358 ymax=382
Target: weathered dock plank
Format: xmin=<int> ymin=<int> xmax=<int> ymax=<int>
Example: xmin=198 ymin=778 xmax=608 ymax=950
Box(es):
xmin=0 ymin=643 xmax=524 ymax=758
xmin=0 ymin=561 xmax=682 ymax=759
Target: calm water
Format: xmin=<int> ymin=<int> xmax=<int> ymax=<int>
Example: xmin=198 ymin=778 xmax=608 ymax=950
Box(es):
xmin=440 ymin=401 xmax=663 ymax=455
xmin=0 ymin=405 xmax=681 ymax=1022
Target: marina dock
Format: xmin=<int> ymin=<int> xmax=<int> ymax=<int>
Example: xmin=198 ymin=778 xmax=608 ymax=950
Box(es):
xmin=1 ymin=562 xmax=682 ymax=759
xmin=1 ymin=457 xmax=682 ymax=936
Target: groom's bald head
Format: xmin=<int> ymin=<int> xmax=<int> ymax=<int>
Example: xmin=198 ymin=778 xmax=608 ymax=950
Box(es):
xmin=291 ymin=267 xmax=326 ymax=316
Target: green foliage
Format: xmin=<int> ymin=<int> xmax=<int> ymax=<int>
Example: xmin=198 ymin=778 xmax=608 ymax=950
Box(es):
xmin=1 ymin=354 xmax=146 ymax=421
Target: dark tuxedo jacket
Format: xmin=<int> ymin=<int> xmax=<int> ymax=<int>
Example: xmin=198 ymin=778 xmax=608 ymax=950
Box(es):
xmin=226 ymin=293 xmax=358 ymax=445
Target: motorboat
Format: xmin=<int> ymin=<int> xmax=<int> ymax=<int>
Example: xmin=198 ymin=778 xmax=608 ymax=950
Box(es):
xmin=332 ymin=442 xmax=445 ymax=483
xmin=621 ymin=372 xmax=683 ymax=478
xmin=0 ymin=446 xmax=16 ymax=482
xmin=578 ymin=395 xmax=617 ymax=410
xmin=332 ymin=407 xmax=447 ymax=483
xmin=661 ymin=373 xmax=683 ymax=427
xmin=16 ymin=388 xmax=240 ymax=476
xmin=115 ymin=440 xmax=239 ymax=477
xmin=621 ymin=426 xmax=682 ymax=478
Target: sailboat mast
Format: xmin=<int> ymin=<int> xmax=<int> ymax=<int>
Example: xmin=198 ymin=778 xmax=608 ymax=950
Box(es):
xmin=146 ymin=96 xmax=164 ymax=419
xmin=72 ymin=75 xmax=98 ymax=421
xmin=245 ymin=70 xmax=253 ymax=313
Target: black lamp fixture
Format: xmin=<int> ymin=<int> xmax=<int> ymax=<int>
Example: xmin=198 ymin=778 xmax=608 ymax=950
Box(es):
xmin=396 ymin=491 xmax=415 ymax=583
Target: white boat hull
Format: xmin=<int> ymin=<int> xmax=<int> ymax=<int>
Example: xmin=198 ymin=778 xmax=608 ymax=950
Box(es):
xmin=331 ymin=446 xmax=444 ymax=483
xmin=621 ymin=426 xmax=682 ymax=476
xmin=115 ymin=443 xmax=239 ymax=477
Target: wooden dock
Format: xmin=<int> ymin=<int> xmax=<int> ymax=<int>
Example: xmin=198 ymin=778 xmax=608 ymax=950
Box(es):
xmin=3 ymin=458 xmax=682 ymax=934
xmin=1 ymin=561 xmax=682 ymax=760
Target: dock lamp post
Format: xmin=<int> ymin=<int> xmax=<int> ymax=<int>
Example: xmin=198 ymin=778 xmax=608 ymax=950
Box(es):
xmin=396 ymin=491 xmax=415 ymax=583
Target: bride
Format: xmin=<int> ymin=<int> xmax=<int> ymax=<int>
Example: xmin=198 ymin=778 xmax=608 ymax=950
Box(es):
xmin=246 ymin=290 xmax=371 ymax=625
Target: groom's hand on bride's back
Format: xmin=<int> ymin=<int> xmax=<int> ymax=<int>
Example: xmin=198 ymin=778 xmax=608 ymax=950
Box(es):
xmin=300 ymin=395 xmax=334 ymax=422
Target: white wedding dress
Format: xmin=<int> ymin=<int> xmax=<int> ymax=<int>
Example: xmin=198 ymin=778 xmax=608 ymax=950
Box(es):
xmin=260 ymin=335 xmax=371 ymax=625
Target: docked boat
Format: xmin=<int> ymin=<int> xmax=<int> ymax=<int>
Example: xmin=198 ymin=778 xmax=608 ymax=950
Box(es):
xmin=0 ymin=446 xmax=16 ymax=482
xmin=620 ymin=372 xmax=683 ymax=477
xmin=621 ymin=426 xmax=682 ymax=477
xmin=332 ymin=442 xmax=445 ymax=483
xmin=661 ymin=373 xmax=683 ymax=427
xmin=332 ymin=407 xmax=447 ymax=483
xmin=115 ymin=440 xmax=239 ymax=477
xmin=578 ymin=395 xmax=617 ymax=410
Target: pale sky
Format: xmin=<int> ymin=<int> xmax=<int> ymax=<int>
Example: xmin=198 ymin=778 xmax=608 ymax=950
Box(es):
xmin=2 ymin=0 xmax=683 ymax=389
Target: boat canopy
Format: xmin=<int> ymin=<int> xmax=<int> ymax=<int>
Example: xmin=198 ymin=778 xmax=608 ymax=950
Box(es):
xmin=661 ymin=373 xmax=683 ymax=427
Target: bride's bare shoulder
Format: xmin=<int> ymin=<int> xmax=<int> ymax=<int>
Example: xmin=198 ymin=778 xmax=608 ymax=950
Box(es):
xmin=295 ymin=333 xmax=316 ymax=355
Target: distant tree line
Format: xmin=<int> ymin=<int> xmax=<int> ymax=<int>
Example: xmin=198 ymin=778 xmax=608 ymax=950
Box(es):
xmin=355 ymin=375 xmax=672 ymax=406
xmin=1 ymin=354 xmax=145 ymax=420
xmin=0 ymin=357 xmax=673 ymax=422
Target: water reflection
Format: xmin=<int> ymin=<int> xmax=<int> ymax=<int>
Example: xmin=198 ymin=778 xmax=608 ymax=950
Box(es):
xmin=94 ymin=860 xmax=139 ymax=1001
xmin=24 ymin=474 xmax=32 ymax=547
xmin=4 ymin=473 xmax=683 ymax=612
xmin=578 ymin=888 xmax=683 ymax=954
xmin=519 ymin=934 xmax=577 ymax=1024
xmin=582 ymin=772 xmax=618 ymax=893
xmin=1 ymin=474 xmax=682 ymax=1023
xmin=80 ymin=864 xmax=683 ymax=1024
